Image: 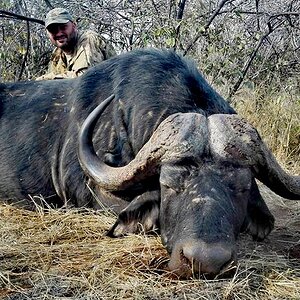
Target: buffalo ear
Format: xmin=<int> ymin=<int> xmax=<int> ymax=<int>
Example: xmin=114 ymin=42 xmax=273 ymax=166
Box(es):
xmin=107 ymin=191 xmax=160 ymax=237
xmin=242 ymin=178 xmax=275 ymax=241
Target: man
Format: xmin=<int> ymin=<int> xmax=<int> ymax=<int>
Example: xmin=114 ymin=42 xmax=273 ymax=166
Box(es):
xmin=36 ymin=8 xmax=115 ymax=80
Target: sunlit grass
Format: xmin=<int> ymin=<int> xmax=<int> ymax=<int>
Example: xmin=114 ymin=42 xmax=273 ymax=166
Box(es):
xmin=232 ymin=88 xmax=299 ymax=174
xmin=1 ymin=190 xmax=299 ymax=299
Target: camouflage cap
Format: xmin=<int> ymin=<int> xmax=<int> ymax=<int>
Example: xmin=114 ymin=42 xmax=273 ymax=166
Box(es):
xmin=45 ymin=8 xmax=73 ymax=28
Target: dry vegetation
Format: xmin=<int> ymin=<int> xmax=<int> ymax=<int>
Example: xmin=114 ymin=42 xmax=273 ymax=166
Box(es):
xmin=0 ymin=185 xmax=299 ymax=300
xmin=233 ymin=89 xmax=300 ymax=173
xmin=0 ymin=93 xmax=299 ymax=299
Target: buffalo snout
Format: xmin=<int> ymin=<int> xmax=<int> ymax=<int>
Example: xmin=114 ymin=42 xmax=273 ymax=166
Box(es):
xmin=168 ymin=239 xmax=236 ymax=278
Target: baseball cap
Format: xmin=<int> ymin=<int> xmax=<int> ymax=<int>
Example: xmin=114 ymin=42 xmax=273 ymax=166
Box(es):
xmin=45 ymin=8 xmax=73 ymax=28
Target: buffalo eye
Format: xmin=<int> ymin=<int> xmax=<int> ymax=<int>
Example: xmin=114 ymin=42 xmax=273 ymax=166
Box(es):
xmin=160 ymin=163 xmax=191 ymax=192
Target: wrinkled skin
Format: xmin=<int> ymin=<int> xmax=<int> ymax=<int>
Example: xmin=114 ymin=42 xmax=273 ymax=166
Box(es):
xmin=159 ymin=162 xmax=276 ymax=277
xmin=107 ymin=157 xmax=275 ymax=277
xmin=108 ymin=165 xmax=274 ymax=277
xmin=80 ymin=105 xmax=281 ymax=278
xmin=160 ymin=164 xmax=250 ymax=277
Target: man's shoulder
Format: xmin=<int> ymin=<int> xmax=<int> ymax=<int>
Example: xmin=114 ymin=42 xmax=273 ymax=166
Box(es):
xmin=77 ymin=29 xmax=116 ymax=59
xmin=78 ymin=30 xmax=103 ymax=45
xmin=81 ymin=29 xmax=99 ymax=37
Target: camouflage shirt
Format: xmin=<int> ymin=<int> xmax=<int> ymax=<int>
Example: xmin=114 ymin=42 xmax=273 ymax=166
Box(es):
xmin=36 ymin=30 xmax=115 ymax=80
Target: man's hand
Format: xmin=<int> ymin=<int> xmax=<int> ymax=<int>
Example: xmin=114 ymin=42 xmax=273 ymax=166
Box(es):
xmin=36 ymin=72 xmax=55 ymax=80
xmin=35 ymin=71 xmax=77 ymax=81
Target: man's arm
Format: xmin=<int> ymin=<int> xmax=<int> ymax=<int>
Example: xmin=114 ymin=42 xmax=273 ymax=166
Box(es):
xmin=36 ymin=71 xmax=77 ymax=80
xmin=35 ymin=48 xmax=71 ymax=80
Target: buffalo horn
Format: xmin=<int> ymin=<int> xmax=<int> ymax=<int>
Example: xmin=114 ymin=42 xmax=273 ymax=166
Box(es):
xmin=79 ymin=99 xmax=207 ymax=191
xmin=78 ymin=94 xmax=162 ymax=191
xmin=208 ymin=114 xmax=300 ymax=200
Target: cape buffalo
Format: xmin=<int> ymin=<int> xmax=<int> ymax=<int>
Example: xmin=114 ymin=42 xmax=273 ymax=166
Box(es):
xmin=0 ymin=49 xmax=299 ymax=278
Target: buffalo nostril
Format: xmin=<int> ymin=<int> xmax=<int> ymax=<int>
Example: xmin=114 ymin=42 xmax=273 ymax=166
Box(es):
xmin=182 ymin=242 xmax=233 ymax=276
xmin=168 ymin=240 xmax=235 ymax=277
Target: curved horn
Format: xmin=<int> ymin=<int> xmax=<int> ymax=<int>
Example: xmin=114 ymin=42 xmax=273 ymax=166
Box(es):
xmin=79 ymin=132 xmax=160 ymax=191
xmin=79 ymin=100 xmax=207 ymax=191
xmin=208 ymin=114 xmax=300 ymax=200
xmin=78 ymin=94 xmax=148 ymax=191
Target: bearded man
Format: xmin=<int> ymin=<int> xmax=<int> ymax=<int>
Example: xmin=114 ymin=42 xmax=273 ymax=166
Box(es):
xmin=36 ymin=8 xmax=115 ymax=80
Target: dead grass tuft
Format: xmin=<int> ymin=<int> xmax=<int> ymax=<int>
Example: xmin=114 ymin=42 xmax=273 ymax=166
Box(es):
xmin=232 ymin=88 xmax=300 ymax=174
xmin=1 ymin=190 xmax=299 ymax=299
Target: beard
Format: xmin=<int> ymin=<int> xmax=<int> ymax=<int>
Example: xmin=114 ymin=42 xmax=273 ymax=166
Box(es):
xmin=57 ymin=31 xmax=78 ymax=54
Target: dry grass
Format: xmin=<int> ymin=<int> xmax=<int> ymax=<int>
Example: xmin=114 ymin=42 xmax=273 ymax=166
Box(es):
xmin=232 ymin=88 xmax=300 ymax=174
xmin=1 ymin=90 xmax=299 ymax=299
xmin=0 ymin=186 xmax=299 ymax=299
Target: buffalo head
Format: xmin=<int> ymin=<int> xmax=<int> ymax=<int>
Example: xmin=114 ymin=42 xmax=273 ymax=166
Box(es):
xmin=78 ymin=95 xmax=300 ymax=278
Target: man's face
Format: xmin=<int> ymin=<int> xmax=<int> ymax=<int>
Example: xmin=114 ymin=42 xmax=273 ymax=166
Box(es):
xmin=46 ymin=21 xmax=77 ymax=52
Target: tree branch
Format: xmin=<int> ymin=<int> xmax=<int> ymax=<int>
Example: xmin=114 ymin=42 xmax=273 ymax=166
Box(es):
xmin=255 ymin=0 xmax=260 ymax=30
xmin=183 ymin=0 xmax=233 ymax=56
xmin=173 ymin=0 xmax=187 ymax=51
xmin=43 ymin=0 xmax=54 ymax=9
xmin=18 ymin=20 xmax=30 ymax=81
xmin=229 ymin=18 xmax=285 ymax=98
xmin=0 ymin=10 xmax=44 ymax=25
